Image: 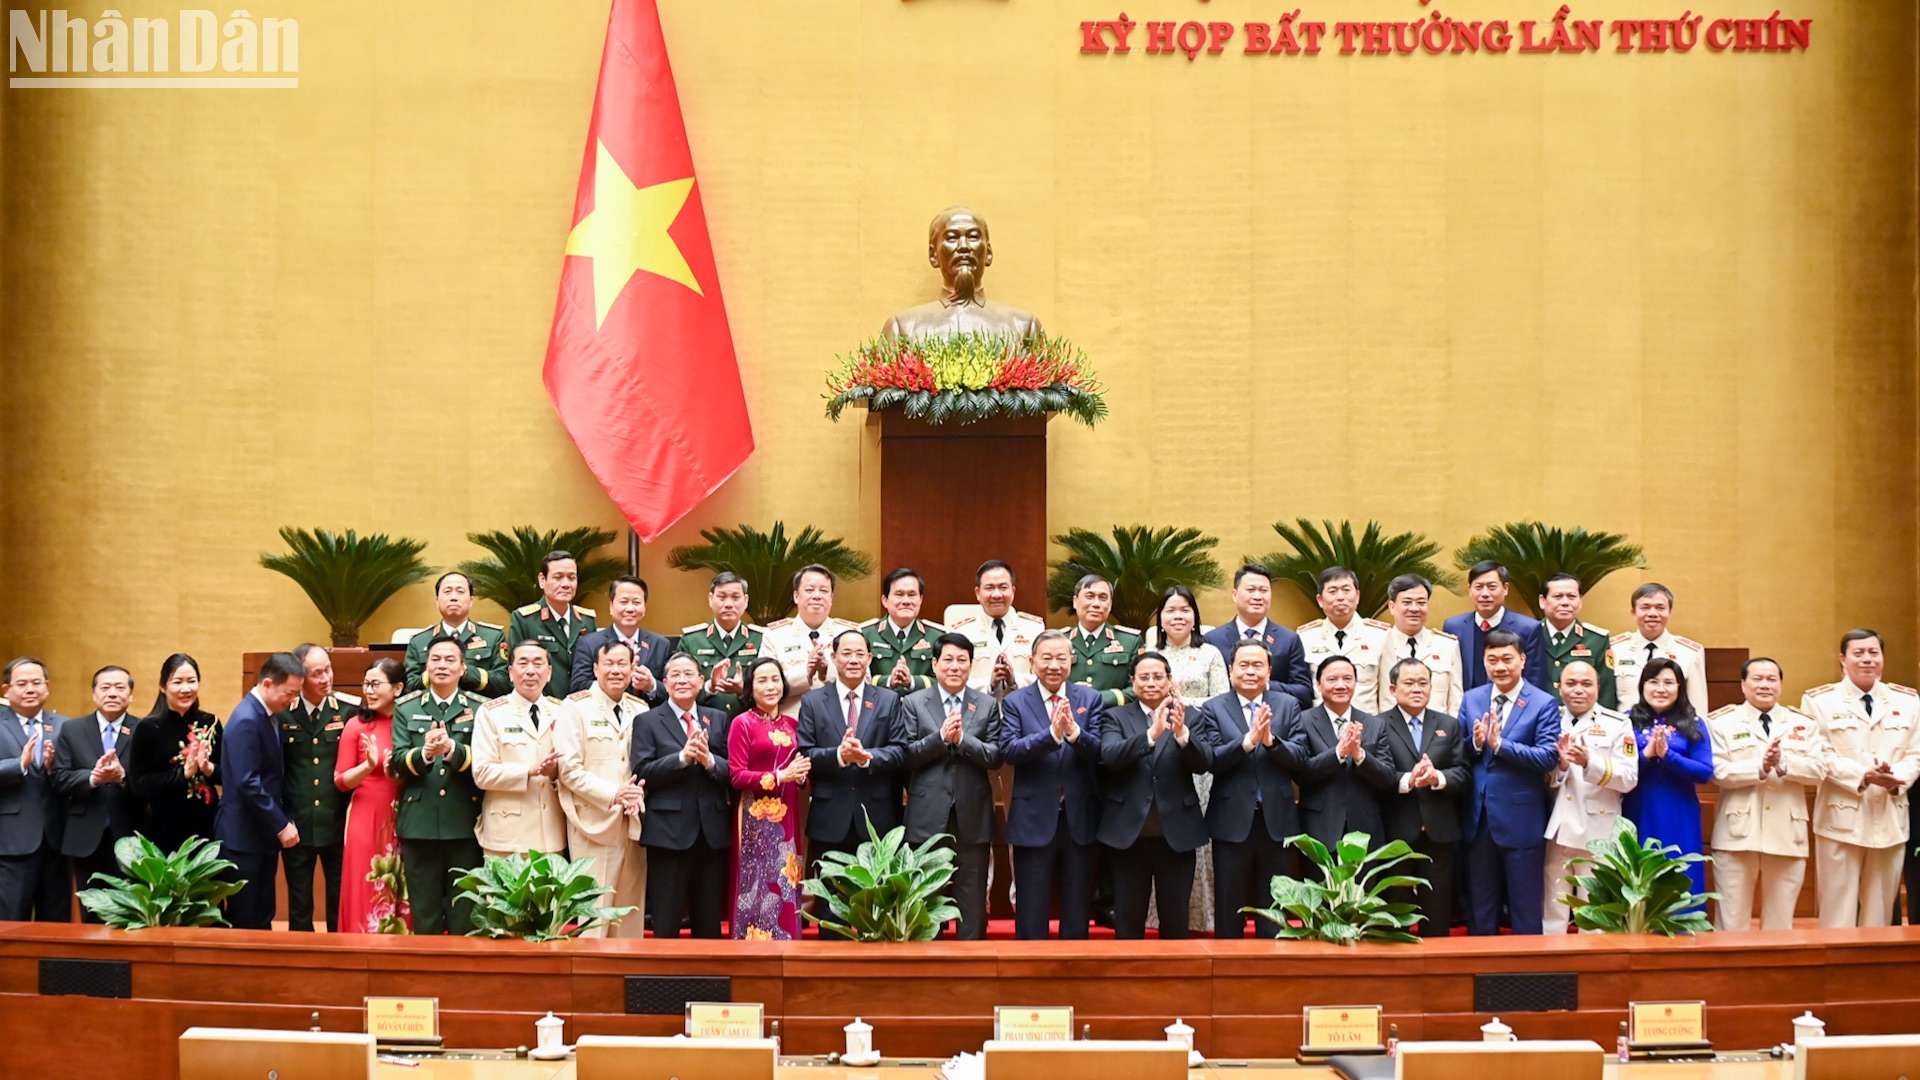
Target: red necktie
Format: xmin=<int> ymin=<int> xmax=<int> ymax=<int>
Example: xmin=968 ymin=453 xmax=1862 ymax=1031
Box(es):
xmin=846 ymin=691 xmax=860 ymax=734
xmin=1480 ymin=619 xmax=1491 ymax=633
xmin=682 ymin=710 xmax=697 ymax=739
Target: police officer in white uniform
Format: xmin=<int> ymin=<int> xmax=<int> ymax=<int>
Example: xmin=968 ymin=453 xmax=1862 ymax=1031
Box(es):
xmin=1708 ymin=656 xmax=1822 ymax=931
xmin=1542 ymin=660 xmax=1637 ymax=934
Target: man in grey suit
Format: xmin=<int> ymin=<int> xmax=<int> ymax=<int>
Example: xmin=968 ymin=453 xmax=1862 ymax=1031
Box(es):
xmin=52 ymin=665 xmax=143 ymax=918
xmin=0 ymin=657 xmax=71 ymax=921
xmin=1097 ymin=651 xmax=1210 ymax=939
xmin=899 ymin=633 xmax=1002 ymax=939
xmin=1295 ymin=655 xmax=1395 ymax=859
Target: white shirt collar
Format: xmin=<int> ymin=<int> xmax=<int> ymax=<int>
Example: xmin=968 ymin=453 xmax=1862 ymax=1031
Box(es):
xmin=1480 ymin=608 xmax=1505 ymax=630
xmin=1326 ymin=706 xmax=1352 ymax=724
xmin=429 ymin=688 xmax=459 ymax=707
xmin=441 ymin=620 xmax=471 ymax=637
xmin=1235 ymin=617 xmax=1265 ymax=638
xmin=837 ymin=680 xmax=864 ymax=704
xmin=1238 ymin=693 xmax=1262 ymax=711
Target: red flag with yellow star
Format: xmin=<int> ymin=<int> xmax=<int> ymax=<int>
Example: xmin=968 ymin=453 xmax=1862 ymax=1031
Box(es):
xmin=543 ymin=0 xmax=752 ymax=542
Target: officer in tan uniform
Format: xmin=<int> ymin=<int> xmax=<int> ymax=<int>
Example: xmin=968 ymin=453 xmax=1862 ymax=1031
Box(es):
xmin=759 ymin=563 xmax=858 ymax=717
xmin=470 ymin=640 xmax=568 ymax=859
xmin=1297 ymin=567 xmax=1390 ymax=713
xmin=1802 ymin=629 xmax=1920 ymax=928
xmin=943 ymin=559 xmax=1045 ymax=697
xmin=555 ymin=638 xmax=648 ymax=937
xmin=1709 ymin=656 xmax=1823 ymax=931
xmin=1375 ymin=574 xmax=1463 ymax=718
xmin=1609 ymin=583 xmax=1707 ymax=714
xmin=1541 ymin=660 xmax=1638 ymax=934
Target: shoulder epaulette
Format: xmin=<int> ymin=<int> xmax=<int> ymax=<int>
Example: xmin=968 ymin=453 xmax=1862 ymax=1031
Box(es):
xmin=1707 ymin=704 xmax=1738 ymax=720
xmin=1298 ymin=619 xmax=1325 ymax=631
xmin=476 ymin=620 xmax=503 ymax=632
xmin=395 ymin=690 xmax=423 ymax=705
xmin=1780 ymin=703 xmax=1812 ymax=719
xmin=1673 ymin=635 xmax=1703 ymax=650
xmin=858 ymin=617 xmax=880 ymax=629
xmin=1364 ymin=618 xmax=1391 ymax=630
xmin=333 ymin=691 xmax=361 ymax=707
xmin=681 ymin=622 xmax=709 ymax=635
xmin=745 ymin=623 xmax=769 ymax=634
xmin=950 ymin=614 xmax=977 ymax=628
xmin=1429 ymin=627 xmax=1457 ymax=641
xmin=1582 ymin=623 xmax=1608 ymax=637
xmin=622 ymin=693 xmax=647 ymax=707
xmin=921 ymin=620 xmax=946 ymax=633
xmin=1113 ymin=624 xmax=1141 ymax=637
xmin=1890 ymin=683 xmax=1917 ymax=696
xmin=1018 ymin=610 xmax=1045 ymax=624
xmin=1594 ymin=705 xmax=1629 ymax=721
xmin=766 ymin=617 xmax=793 ymax=629
xmin=1805 ymin=683 xmax=1837 ymax=696
xmin=574 ymin=605 xmax=597 ymax=619
xmin=566 ymin=690 xmax=592 ymax=702
xmin=1610 ymin=631 xmax=1633 ymax=645
xmin=479 ymin=695 xmax=510 ymax=711
xmin=515 ymin=602 xmax=542 ymax=616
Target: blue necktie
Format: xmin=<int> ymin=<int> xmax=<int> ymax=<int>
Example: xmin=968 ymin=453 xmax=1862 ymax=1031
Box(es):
xmin=1407 ymin=710 xmax=1422 ymax=747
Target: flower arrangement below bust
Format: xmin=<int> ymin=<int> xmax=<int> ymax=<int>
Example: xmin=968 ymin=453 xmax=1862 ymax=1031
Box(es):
xmin=825 ymin=331 xmax=1106 ymax=427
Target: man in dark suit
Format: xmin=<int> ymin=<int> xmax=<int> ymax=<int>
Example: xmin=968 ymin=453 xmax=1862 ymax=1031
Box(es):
xmin=1000 ymin=629 xmax=1104 ymax=940
xmin=1376 ymin=657 xmax=1470 ymax=936
xmin=1203 ymin=564 xmax=1312 ymax=709
xmin=1097 ymin=652 xmax=1210 ymax=939
xmin=1458 ymin=629 xmax=1561 ymax=935
xmin=1200 ymin=639 xmax=1309 ymax=938
xmin=899 ymin=633 xmax=1002 ymax=939
xmin=571 ymin=574 xmax=675 ymax=701
xmin=633 ymin=653 xmax=734 ymax=938
xmin=213 ymin=652 xmax=308 ymax=930
xmin=0 ymin=657 xmax=71 ymax=921
xmin=1443 ymin=561 xmax=1549 ymax=692
xmin=798 ymin=630 xmax=905 ymax=870
xmin=1295 ymin=656 xmax=1394 ymax=856
xmin=52 ymin=665 xmax=142 ymax=918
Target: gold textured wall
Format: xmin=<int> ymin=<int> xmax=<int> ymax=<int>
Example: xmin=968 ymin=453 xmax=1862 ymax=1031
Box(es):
xmin=1 ymin=0 xmax=1913 ymax=716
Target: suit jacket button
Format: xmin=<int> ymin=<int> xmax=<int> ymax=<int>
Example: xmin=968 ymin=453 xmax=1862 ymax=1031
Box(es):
xmin=313 ymin=800 xmax=321 ymax=807
xmin=439 ymin=789 xmax=447 ymax=796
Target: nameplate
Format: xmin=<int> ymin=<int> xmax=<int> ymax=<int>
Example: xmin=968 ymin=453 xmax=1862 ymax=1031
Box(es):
xmin=1629 ymin=999 xmax=1710 ymax=1052
xmin=364 ymin=996 xmax=440 ymax=1044
xmin=685 ymin=1001 xmax=764 ymax=1039
xmin=1301 ymin=1004 xmax=1385 ymax=1055
xmin=993 ymin=1006 xmax=1075 ymax=1043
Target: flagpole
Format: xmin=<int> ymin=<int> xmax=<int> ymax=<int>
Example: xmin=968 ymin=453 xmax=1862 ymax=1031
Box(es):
xmin=628 ymin=527 xmax=640 ymax=575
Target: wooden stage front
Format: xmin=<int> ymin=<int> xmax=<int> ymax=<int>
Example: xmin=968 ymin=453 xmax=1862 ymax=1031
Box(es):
xmin=5 ymin=926 xmax=1920 ymax=1079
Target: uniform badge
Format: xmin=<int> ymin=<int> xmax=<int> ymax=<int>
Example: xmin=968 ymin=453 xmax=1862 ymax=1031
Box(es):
xmin=1571 ymin=645 xmax=1591 ymax=657
xmin=466 ymin=639 xmax=489 ymax=651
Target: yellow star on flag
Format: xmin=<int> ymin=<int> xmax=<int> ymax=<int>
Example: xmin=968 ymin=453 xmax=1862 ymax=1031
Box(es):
xmin=565 ymin=139 xmax=703 ymax=329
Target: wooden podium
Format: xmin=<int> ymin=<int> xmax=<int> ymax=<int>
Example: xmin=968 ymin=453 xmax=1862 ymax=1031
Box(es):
xmin=869 ymin=409 xmax=1052 ymax=613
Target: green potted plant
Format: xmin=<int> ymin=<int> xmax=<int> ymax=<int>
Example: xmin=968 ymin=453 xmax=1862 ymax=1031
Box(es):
xmin=1453 ymin=522 xmax=1648 ymax=616
xmin=75 ymin=835 xmax=246 ymax=929
xmin=1044 ymin=525 xmax=1226 ymax=626
xmin=1250 ymin=519 xmax=1458 ymax=618
xmin=667 ymin=522 xmax=875 ymax=625
xmin=259 ymin=527 xmax=433 ymax=647
xmin=453 ymin=851 xmax=637 ymax=942
xmin=1241 ymin=832 xmax=1430 ymax=945
xmin=824 ymin=331 xmax=1107 ymax=427
xmin=457 ymin=526 xmax=626 ymax=614
xmin=801 ymin=814 xmax=960 ymax=942
xmin=1563 ymin=818 xmax=1714 ymax=936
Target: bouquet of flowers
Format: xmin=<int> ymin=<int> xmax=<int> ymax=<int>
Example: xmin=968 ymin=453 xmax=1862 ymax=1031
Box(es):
xmin=173 ymin=720 xmax=218 ymax=804
xmin=824 ymin=331 xmax=1106 ymax=427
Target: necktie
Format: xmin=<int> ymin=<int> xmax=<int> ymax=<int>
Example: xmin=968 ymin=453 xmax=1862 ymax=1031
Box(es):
xmin=102 ymin=720 xmax=116 ymax=751
xmin=994 ymin=618 xmax=1007 ymax=644
xmin=682 ymin=710 xmax=697 ymax=739
xmin=1407 ymin=709 xmax=1422 ymax=746
xmin=1553 ymin=631 xmax=1566 ymax=649
xmin=1862 ymin=693 xmax=1874 ymax=718
xmin=1243 ymin=626 xmax=1258 ymax=641
xmin=809 ymin=629 xmax=821 ymax=650
xmin=1759 ymin=710 xmax=1772 ymax=736
xmin=1494 ymin=694 xmax=1510 ymax=730
xmin=1334 ymin=628 xmax=1347 ymax=651
xmin=1406 ymin=636 xmax=1419 ymax=659
xmin=1646 ymin=641 xmax=1658 ymax=664
xmin=528 ymin=702 xmax=541 ymax=734
xmin=610 ymin=702 xmax=623 ymax=727
xmin=946 ymin=696 xmax=962 ymax=719
xmin=899 ymin=627 xmax=911 ymax=650
xmin=846 ymin=691 xmax=860 ymax=734
xmin=1479 ymin=618 xmax=1491 ymax=633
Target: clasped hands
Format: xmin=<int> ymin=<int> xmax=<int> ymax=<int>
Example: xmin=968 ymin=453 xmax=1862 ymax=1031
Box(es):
xmin=839 ymin=725 xmax=874 ymax=767
xmin=1147 ymin=697 xmax=1188 ymax=745
xmin=616 ymin=774 xmax=646 ymax=817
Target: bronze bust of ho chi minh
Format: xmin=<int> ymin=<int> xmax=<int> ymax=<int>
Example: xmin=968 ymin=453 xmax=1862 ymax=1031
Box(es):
xmin=881 ymin=206 xmax=1044 ymax=344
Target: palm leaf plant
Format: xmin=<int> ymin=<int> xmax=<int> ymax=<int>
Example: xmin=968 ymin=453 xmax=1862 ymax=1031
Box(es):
xmin=801 ymin=813 xmax=960 ymax=942
xmin=259 ymin=527 xmax=433 ymax=647
xmin=457 ymin=526 xmax=626 ymax=614
xmin=1044 ymin=525 xmax=1226 ymax=626
xmin=454 ymin=851 xmax=637 ymax=943
xmin=1563 ymin=818 xmax=1714 ymax=936
xmin=1453 ymin=522 xmax=1648 ymax=617
xmin=666 ymin=522 xmax=875 ymax=625
xmin=76 ymin=835 xmax=246 ymax=929
xmin=1250 ymin=519 xmax=1458 ymax=618
xmin=1242 ymin=832 xmax=1430 ymax=945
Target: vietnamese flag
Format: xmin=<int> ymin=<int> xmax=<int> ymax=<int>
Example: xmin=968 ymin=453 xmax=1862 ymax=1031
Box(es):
xmin=543 ymin=0 xmax=752 ymax=542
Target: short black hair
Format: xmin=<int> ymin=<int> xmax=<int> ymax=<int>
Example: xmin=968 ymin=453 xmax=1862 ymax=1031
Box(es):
xmin=1540 ymin=572 xmax=1582 ymax=597
xmin=792 ymin=563 xmax=836 ymax=592
xmin=1153 ymin=585 xmax=1204 ymax=645
xmin=1387 ymin=658 xmax=1430 ymax=685
xmin=710 ymin=571 xmax=749 ymax=594
xmin=975 ymin=559 xmax=1015 ymax=586
xmin=1233 ymin=563 xmax=1273 ymax=588
xmin=425 ymin=633 xmax=465 ymax=657
xmin=934 ymin=632 xmax=975 ymax=661
xmin=91 ymin=665 xmax=133 ymax=691
xmin=881 ymin=567 xmax=925 ymax=597
xmin=594 ymin=639 xmax=636 ymax=664
xmin=1129 ymin=650 xmax=1171 ymax=679
xmin=1073 ymin=573 xmax=1111 ymax=596
xmin=1317 ymin=566 xmax=1359 ymax=594
xmin=832 ymin=628 xmax=868 ymax=652
xmin=609 ymin=574 xmax=649 ymax=600
xmin=510 ymin=639 xmax=550 ymax=663
xmin=1229 ymin=639 xmax=1272 ymax=667
xmin=258 ymin=652 xmax=305 ymax=684
xmin=291 ymin=643 xmax=327 ymax=666
xmin=2 ymin=656 xmax=46 ymax=683
xmin=1316 ymin=654 xmax=1357 ymax=680
xmin=1483 ymin=627 xmax=1525 ymax=654
xmin=664 ymin=652 xmax=703 ymax=674
xmin=1467 ymin=560 xmax=1510 ymax=585
xmin=1387 ymin=574 xmax=1431 ymax=602
xmin=1631 ymin=582 xmax=1674 ymax=608
xmin=1840 ymin=628 xmax=1883 ymax=653
xmin=434 ymin=571 xmax=471 ymax=594
xmin=539 ymin=550 xmax=577 ymax=576
xmin=1741 ymin=656 xmax=1783 ymax=680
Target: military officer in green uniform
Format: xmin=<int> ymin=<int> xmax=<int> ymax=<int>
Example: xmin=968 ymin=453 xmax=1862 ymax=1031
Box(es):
xmin=507 ymin=551 xmax=598 ymax=700
xmin=1064 ymin=574 xmax=1142 ymax=708
xmin=863 ymin=567 xmax=944 ymax=693
xmin=674 ymin=571 xmax=765 ymax=717
xmin=279 ymin=644 xmax=356 ymax=932
xmin=388 ymin=635 xmax=488 ymax=935
xmin=404 ymin=571 xmax=508 ymax=697
xmin=1539 ymin=572 xmax=1619 ymax=710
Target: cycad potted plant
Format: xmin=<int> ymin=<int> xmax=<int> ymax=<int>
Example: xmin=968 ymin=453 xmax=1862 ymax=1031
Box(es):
xmin=667 ymin=522 xmax=875 ymax=625
xmin=1453 ymin=522 xmax=1648 ymax=617
xmin=801 ymin=814 xmax=960 ymax=942
xmin=1250 ymin=519 xmax=1458 ymax=618
xmin=457 ymin=526 xmax=627 ymax=614
xmin=1563 ymin=818 xmax=1714 ymax=936
xmin=259 ymin=527 xmax=433 ymax=647
xmin=454 ymin=851 xmax=637 ymax=942
xmin=1044 ymin=525 xmax=1225 ymax=626
xmin=1241 ymin=832 xmax=1430 ymax=945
